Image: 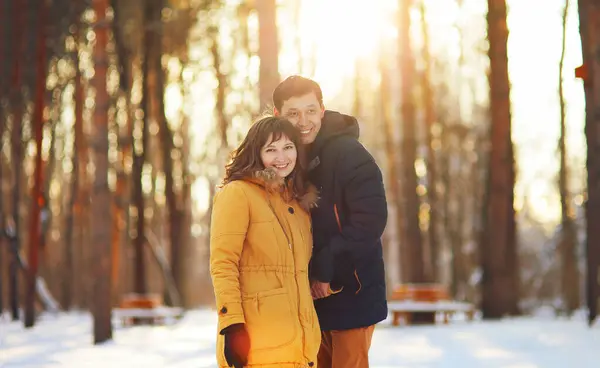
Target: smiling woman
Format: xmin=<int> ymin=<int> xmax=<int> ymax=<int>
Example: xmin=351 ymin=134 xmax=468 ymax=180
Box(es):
xmin=260 ymin=133 xmax=298 ymax=179
xmin=209 ymin=115 xmax=320 ymax=367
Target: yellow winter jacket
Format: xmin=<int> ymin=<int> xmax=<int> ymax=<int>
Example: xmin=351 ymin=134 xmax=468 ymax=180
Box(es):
xmin=210 ymin=171 xmax=321 ymax=367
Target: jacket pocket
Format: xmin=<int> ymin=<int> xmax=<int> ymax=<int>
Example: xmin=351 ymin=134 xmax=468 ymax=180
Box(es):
xmin=353 ymin=257 xmax=385 ymax=295
xmin=353 ymin=269 xmax=362 ymax=294
xmin=328 ymin=269 xmax=360 ymax=297
xmin=242 ymin=287 xmax=297 ymax=351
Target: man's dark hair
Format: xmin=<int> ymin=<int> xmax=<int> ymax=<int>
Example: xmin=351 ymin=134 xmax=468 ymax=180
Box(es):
xmin=272 ymin=75 xmax=324 ymax=112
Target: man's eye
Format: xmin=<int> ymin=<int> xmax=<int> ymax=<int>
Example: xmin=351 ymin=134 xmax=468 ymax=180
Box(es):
xmin=287 ymin=111 xmax=298 ymax=117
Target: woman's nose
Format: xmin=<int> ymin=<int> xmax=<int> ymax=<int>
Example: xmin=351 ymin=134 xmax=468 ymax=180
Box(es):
xmin=274 ymin=151 xmax=286 ymax=162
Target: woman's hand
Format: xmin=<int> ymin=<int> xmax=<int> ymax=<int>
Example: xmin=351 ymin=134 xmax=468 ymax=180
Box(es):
xmin=222 ymin=323 xmax=250 ymax=368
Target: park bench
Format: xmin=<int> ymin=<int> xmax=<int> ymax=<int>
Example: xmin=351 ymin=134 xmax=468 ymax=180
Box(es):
xmin=388 ymin=284 xmax=475 ymax=326
xmin=112 ymin=293 xmax=183 ymax=326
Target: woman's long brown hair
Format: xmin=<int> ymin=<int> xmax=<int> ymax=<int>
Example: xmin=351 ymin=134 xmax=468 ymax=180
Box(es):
xmin=222 ymin=116 xmax=307 ymax=198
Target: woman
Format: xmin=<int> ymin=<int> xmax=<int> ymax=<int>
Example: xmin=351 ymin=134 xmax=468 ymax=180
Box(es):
xmin=210 ymin=116 xmax=321 ymax=368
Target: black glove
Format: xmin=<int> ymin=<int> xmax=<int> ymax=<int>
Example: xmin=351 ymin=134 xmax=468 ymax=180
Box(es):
xmin=221 ymin=323 xmax=250 ymax=368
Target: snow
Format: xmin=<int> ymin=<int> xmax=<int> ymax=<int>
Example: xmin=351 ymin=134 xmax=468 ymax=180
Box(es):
xmin=1 ymin=309 xmax=599 ymax=367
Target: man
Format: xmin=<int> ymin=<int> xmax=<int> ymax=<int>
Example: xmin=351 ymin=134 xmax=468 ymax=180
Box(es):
xmin=273 ymin=76 xmax=388 ymax=368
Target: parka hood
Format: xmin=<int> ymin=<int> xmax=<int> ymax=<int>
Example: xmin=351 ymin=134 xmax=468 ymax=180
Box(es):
xmin=310 ymin=110 xmax=359 ymax=160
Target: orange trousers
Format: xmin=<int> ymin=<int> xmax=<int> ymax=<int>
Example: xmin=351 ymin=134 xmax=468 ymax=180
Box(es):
xmin=316 ymin=325 xmax=375 ymax=368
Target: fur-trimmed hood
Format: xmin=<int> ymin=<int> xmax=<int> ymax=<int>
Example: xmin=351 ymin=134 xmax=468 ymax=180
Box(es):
xmin=245 ymin=167 xmax=319 ymax=212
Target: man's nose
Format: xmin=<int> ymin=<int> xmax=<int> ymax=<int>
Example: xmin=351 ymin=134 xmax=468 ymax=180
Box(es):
xmin=298 ymin=112 xmax=308 ymax=126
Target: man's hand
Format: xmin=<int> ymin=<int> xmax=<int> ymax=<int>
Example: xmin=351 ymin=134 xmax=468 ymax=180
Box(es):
xmin=311 ymin=280 xmax=330 ymax=299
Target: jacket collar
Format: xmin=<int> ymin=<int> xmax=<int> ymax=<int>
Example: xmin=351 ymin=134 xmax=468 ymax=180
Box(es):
xmin=308 ymin=110 xmax=360 ymax=168
xmin=245 ymin=167 xmax=286 ymax=192
xmin=243 ymin=168 xmax=319 ymax=211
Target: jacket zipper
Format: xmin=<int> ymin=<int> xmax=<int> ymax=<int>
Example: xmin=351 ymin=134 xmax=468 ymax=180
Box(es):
xmin=267 ymin=197 xmax=292 ymax=249
xmin=267 ymin=195 xmax=308 ymax=364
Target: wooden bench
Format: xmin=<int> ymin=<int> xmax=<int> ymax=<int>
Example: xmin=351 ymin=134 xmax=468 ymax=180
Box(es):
xmin=113 ymin=293 xmax=183 ymax=326
xmin=112 ymin=306 xmax=184 ymax=326
xmin=388 ymin=284 xmax=475 ymax=326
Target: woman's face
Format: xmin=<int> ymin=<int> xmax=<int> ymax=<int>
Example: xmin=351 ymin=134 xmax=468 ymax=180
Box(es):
xmin=260 ymin=133 xmax=297 ymax=179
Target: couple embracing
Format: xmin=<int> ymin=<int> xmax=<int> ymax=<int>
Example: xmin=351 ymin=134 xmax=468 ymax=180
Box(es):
xmin=210 ymin=76 xmax=388 ymax=368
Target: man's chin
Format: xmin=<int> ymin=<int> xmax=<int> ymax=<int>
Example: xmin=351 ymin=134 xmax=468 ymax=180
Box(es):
xmin=301 ymin=136 xmax=316 ymax=145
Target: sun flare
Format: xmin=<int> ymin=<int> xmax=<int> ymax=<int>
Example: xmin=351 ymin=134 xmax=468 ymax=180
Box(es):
xmin=278 ymin=0 xmax=398 ymax=98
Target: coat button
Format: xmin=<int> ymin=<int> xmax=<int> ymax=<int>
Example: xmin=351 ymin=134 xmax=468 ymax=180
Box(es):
xmin=308 ymin=362 xmax=314 ymax=367
xmin=288 ymin=207 xmax=295 ymax=214
xmin=220 ymin=306 xmax=227 ymax=314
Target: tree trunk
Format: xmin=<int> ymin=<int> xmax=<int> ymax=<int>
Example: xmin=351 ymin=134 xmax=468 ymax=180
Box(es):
xmin=399 ymin=0 xmax=426 ymax=283
xmin=452 ymin=144 xmax=468 ymax=300
xmin=111 ymin=0 xmax=134 ymax=303
xmin=177 ymin=79 xmax=194 ymax=306
xmin=379 ymin=50 xmax=406 ymax=283
xmin=152 ymin=0 xmax=185 ymax=307
xmin=558 ymin=0 xmax=580 ymax=316
xmin=72 ymin=26 xmax=90 ymax=309
xmin=481 ymin=0 xmax=520 ymax=318
xmin=210 ymin=25 xmax=231 ymax=233
xmin=211 ymin=32 xmax=228 ymax=149
xmin=0 ymin=97 xmax=4 ymax=316
xmin=577 ymin=0 xmax=600 ymax=326
xmin=470 ymin=127 xmax=485 ymax=301
xmin=419 ymin=0 xmax=439 ymax=281
xmin=0 ymin=0 xmax=7 ymax=309
xmin=91 ymin=0 xmax=113 ymax=344
xmin=9 ymin=116 xmax=21 ymax=322
xmin=24 ymin=0 xmax=48 ymax=328
xmin=441 ymin=131 xmax=454 ymax=293
xmin=63 ymin=132 xmax=78 ymax=312
xmin=131 ymin=0 xmax=156 ymax=295
xmin=256 ymin=0 xmax=279 ymax=112
xmin=41 ymin=113 xmax=58 ymax=246
xmin=8 ymin=0 xmax=26 ymax=321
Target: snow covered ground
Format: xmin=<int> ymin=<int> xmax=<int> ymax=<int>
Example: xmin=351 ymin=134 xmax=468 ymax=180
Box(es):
xmin=1 ymin=308 xmax=599 ymax=367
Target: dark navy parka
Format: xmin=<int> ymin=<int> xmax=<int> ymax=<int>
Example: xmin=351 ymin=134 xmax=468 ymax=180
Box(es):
xmin=307 ymin=110 xmax=388 ymax=331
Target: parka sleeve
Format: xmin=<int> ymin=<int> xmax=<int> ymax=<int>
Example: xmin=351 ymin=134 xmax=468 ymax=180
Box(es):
xmin=209 ymin=182 xmax=249 ymax=332
xmin=311 ymin=139 xmax=388 ymax=282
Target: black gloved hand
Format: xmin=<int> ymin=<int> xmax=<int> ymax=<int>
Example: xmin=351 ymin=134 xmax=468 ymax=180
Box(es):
xmin=221 ymin=323 xmax=250 ymax=368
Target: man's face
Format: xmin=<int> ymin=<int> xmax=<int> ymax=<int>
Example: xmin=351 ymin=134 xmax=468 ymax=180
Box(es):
xmin=278 ymin=93 xmax=324 ymax=145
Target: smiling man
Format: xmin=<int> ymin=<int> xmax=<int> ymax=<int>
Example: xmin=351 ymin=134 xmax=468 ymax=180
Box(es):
xmin=273 ymin=76 xmax=388 ymax=368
